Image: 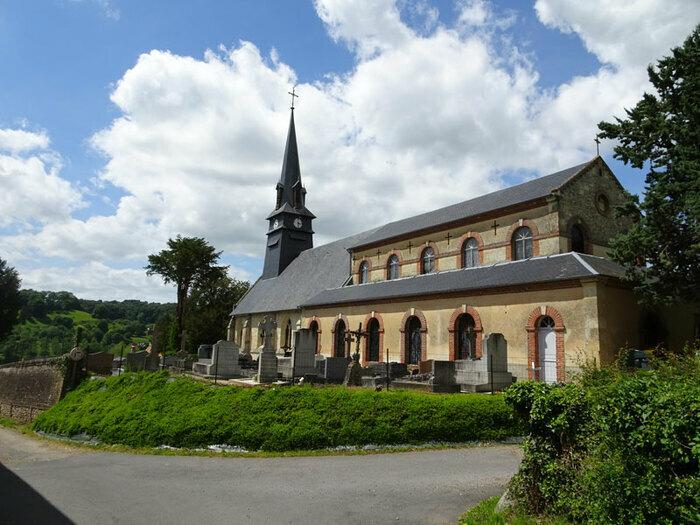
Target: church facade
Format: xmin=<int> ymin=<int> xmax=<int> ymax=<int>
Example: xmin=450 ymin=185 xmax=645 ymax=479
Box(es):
xmin=230 ymin=110 xmax=697 ymax=382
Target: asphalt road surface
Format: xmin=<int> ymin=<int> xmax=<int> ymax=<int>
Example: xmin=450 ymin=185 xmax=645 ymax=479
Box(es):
xmin=0 ymin=427 xmax=521 ymax=525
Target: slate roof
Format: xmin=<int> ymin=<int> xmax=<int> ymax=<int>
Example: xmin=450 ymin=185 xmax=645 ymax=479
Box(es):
xmin=232 ymin=228 xmax=380 ymax=315
xmin=301 ymin=253 xmax=626 ymax=308
xmin=350 ymin=159 xmax=596 ymax=249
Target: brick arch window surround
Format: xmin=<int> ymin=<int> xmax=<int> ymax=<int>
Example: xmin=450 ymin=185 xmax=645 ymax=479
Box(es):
xmin=331 ymin=315 xmax=350 ymax=357
xmin=526 ymin=306 xmax=566 ymax=381
xmin=506 ymin=219 xmax=541 ymax=260
xmin=399 ymin=309 xmax=428 ymax=363
xmin=363 ymin=312 xmax=385 ymax=363
xmin=448 ymin=306 xmax=484 ymax=360
xmin=457 ymin=232 xmax=484 ymax=267
xmin=307 ymin=317 xmax=322 ymax=353
xmin=386 ymin=253 xmax=401 ymax=280
xmin=419 ymin=242 xmax=439 ymax=274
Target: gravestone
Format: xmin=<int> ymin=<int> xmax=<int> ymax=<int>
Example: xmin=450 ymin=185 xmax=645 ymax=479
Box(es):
xmin=277 ymin=356 xmax=293 ymax=379
xmin=292 ymin=329 xmax=317 ymax=377
xmin=86 ymin=352 xmax=114 ymax=375
xmin=429 ymin=360 xmax=457 ymax=392
xmin=324 ymin=356 xmax=349 ymax=383
xmin=192 ymin=340 xmax=240 ymax=378
xmin=126 ymin=350 xmax=147 ymax=372
xmin=315 ymin=355 xmax=326 ymax=377
xmin=257 ymin=317 xmax=278 ymax=383
xmin=454 ymin=333 xmax=514 ymax=392
xmin=145 ymin=352 xmax=161 ymax=372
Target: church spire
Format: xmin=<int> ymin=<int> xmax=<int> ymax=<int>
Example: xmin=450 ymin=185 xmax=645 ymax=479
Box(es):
xmin=275 ymin=109 xmax=303 ymax=210
xmin=261 ymin=103 xmax=315 ymax=280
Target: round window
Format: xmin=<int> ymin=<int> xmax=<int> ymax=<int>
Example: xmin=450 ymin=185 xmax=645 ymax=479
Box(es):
xmin=595 ymin=192 xmax=610 ymax=215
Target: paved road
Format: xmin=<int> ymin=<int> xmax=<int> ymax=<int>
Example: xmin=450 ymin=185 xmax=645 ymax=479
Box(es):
xmin=0 ymin=427 xmax=521 ymax=525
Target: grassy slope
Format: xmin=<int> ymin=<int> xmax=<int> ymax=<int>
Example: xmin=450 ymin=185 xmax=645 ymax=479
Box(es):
xmin=33 ymin=372 xmax=522 ymax=451
xmin=459 ymin=497 xmax=571 ymax=525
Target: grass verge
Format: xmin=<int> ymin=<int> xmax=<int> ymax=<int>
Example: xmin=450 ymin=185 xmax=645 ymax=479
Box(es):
xmin=459 ymin=496 xmax=570 ymax=525
xmin=32 ymin=372 xmax=521 ymax=451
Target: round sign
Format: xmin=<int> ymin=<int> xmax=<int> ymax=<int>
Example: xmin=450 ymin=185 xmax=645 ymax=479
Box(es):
xmin=69 ymin=347 xmax=85 ymax=361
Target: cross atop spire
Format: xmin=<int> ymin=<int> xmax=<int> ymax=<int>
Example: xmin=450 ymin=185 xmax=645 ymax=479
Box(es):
xmin=288 ymin=85 xmax=299 ymax=110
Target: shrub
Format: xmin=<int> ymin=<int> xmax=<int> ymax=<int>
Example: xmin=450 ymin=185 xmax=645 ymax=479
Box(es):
xmin=32 ymin=372 xmax=521 ymax=451
xmin=504 ymin=356 xmax=700 ymax=524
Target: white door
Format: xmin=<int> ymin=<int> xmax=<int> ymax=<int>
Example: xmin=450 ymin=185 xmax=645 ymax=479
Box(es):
xmin=538 ymin=317 xmax=557 ymax=383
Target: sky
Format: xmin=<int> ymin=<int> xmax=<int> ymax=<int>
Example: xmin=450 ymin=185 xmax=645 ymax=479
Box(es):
xmin=0 ymin=0 xmax=698 ymax=302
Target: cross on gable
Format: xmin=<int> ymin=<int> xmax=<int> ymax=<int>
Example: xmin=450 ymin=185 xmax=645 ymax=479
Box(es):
xmin=491 ymin=219 xmax=500 ymax=235
xmin=594 ymin=136 xmax=601 ymax=156
xmin=446 ymin=232 xmax=451 ymax=245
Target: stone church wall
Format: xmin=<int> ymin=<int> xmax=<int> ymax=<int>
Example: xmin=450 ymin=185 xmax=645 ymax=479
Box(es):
xmin=303 ymin=282 xmax=603 ymax=382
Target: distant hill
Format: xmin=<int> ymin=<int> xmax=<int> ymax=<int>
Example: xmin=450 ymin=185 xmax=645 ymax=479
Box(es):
xmin=0 ymin=290 xmax=175 ymax=364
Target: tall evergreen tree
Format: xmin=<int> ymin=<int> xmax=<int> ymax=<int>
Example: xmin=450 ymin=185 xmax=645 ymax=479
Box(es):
xmin=145 ymin=236 xmax=228 ymax=352
xmin=598 ymin=25 xmax=700 ymax=305
xmin=0 ymin=258 xmax=21 ymax=342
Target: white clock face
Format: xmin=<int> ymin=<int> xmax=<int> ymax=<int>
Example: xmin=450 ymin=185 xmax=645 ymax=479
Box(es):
xmin=293 ymin=218 xmax=303 ymax=228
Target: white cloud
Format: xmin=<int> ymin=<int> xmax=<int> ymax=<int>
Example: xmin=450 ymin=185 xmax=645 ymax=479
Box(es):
xmin=534 ymin=0 xmax=700 ymax=69
xmin=3 ymin=0 xmax=699 ymax=301
xmin=69 ymin=0 xmax=120 ymax=21
xmin=0 ymin=129 xmax=83 ymax=228
xmin=0 ymin=128 xmax=50 ymax=153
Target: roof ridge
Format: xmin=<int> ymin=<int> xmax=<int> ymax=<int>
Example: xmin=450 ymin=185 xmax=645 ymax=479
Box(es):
xmin=571 ymin=252 xmax=599 ymax=275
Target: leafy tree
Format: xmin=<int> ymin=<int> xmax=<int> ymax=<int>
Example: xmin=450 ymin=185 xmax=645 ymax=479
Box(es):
xmin=185 ymin=276 xmax=250 ymax=353
xmin=145 ymin=236 xmax=228 ymax=352
xmin=598 ymin=25 xmax=700 ymax=305
xmin=0 ymin=258 xmax=21 ymax=342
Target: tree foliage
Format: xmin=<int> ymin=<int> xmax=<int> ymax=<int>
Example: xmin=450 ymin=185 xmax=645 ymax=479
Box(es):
xmin=0 ymin=258 xmax=21 ymax=342
xmin=184 ymin=276 xmax=250 ymax=353
xmin=145 ymin=236 xmax=228 ymax=352
xmin=598 ymin=25 xmax=700 ymax=305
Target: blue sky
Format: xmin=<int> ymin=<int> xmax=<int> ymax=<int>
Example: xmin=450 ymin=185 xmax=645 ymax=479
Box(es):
xmin=0 ymin=0 xmax=697 ymax=301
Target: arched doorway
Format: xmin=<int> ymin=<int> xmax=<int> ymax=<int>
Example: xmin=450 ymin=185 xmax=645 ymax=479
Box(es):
xmin=455 ymin=314 xmax=477 ymax=360
xmin=405 ymin=316 xmax=423 ymax=364
xmin=366 ymin=318 xmax=380 ymax=362
xmin=334 ymin=319 xmax=347 ymax=357
xmin=309 ymin=320 xmax=319 ymax=353
xmin=537 ymin=316 xmax=557 ymax=383
xmin=570 ymin=224 xmax=586 ymax=253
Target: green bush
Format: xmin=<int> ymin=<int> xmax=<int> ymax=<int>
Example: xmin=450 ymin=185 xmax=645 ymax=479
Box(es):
xmin=504 ymin=356 xmax=700 ymax=524
xmin=32 ymin=372 xmax=521 ymax=451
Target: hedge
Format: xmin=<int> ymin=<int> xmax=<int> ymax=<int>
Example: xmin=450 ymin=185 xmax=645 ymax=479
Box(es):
xmin=32 ymin=372 xmax=521 ymax=451
xmin=504 ymin=355 xmax=700 ymax=524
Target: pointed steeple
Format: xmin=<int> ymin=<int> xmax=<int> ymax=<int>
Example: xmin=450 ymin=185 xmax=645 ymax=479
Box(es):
xmin=261 ymin=106 xmax=315 ymax=280
xmin=276 ymin=109 xmax=302 ymax=209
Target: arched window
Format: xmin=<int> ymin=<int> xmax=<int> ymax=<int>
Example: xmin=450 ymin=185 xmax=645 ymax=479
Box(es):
xmin=387 ymin=254 xmax=400 ymax=280
xmin=366 ymin=318 xmax=380 ymax=362
xmin=309 ymin=320 xmax=319 ymax=353
xmin=512 ymin=226 xmax=533 ymax=260
xmin=283 ymin=319 xmax=292 ymax=352
xmin=334 ymin=319 xmax=346 ymax=358
xmin=570 ymin=224 xmax=586 ymax=253
xmin=420 ymin=247 xmax=435 ymax=274
xmin=462 ymin=237 xmax=479 ymax=268
xmin=405 ymin=316 xmax=423 ymax=364
xmin=455 ymin=314 xmax=477 ymax=360
xmin=359 ymin=261 xmax=369 ymax=284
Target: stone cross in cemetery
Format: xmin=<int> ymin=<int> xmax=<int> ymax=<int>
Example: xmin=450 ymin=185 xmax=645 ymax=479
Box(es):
xmin=257 ymin=316 xmax=278 ymax=383
xmin=344 ymin=323 xmax=368 ymax=386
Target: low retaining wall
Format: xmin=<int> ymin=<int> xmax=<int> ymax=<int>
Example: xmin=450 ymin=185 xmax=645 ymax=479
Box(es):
xmin=0 ymin=356 xmax=69 ymax=423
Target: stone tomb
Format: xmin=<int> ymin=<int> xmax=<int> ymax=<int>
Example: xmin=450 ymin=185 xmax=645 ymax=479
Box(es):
xmin=86 ymin=352 xmax=114 ymax=375
xmin=292 ymin=329 xmax=317 ymax=378
xmin=322 ymin=356 xmax=350 ymax=383
xmin=126 ymin=350 xmax=148 ymax=372
xmin=277 ymin=356 xmax=293 ymax=380
xmin=454 ymin=333 xmax=514 ymax=392
xmin=191 ymin=340 xmax=240 ymax=379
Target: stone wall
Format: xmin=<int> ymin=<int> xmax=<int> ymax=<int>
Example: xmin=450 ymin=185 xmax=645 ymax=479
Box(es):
xmin=0 ymin=357 xmax=68 ymax=423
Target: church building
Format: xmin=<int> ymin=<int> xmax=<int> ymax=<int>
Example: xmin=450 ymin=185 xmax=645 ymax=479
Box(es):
xmin=230 ymin=108 xmax=697 ymax=382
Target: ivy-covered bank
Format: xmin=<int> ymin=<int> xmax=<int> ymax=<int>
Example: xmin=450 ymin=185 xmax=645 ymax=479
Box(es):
xmin=503 ymin=352 xmax=700 ymax=525
xmin=32 ymin=372 xmax=521 ymax=451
